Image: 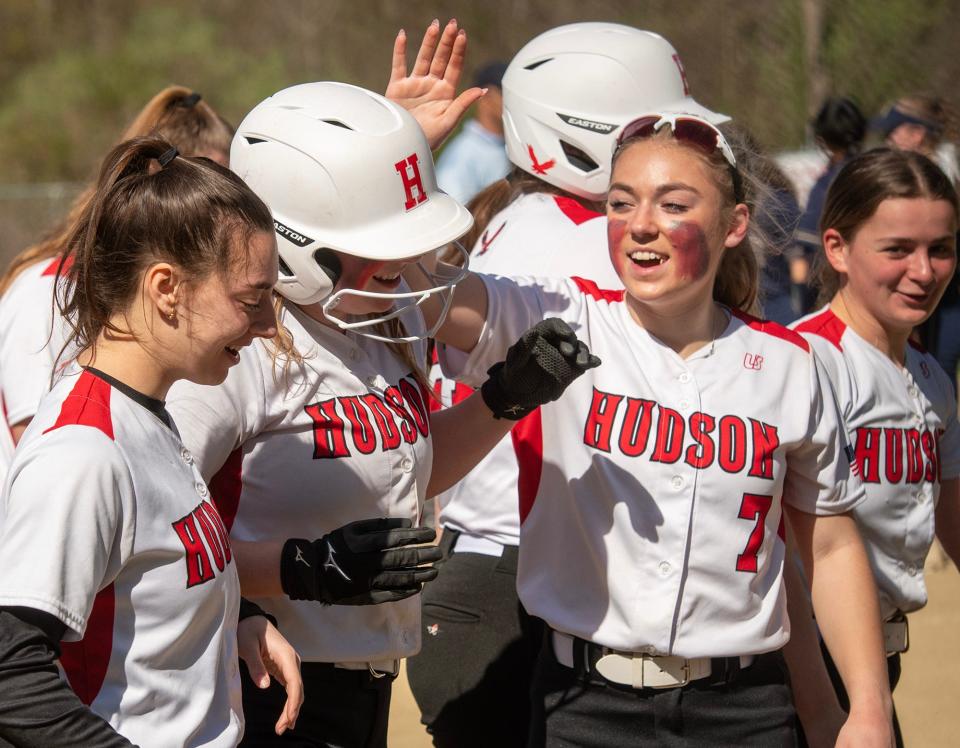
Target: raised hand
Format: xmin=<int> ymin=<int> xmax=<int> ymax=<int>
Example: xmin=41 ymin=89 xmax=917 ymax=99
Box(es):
xmin=385 ymin=18 xmax=485 ymax=150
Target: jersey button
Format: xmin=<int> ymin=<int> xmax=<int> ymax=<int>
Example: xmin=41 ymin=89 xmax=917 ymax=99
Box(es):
xmin=400 ymin=457 xmax=414 ymax=473
xmin=367 ymin=375 xmax=380 ymax=388
xmin=678 ymin=372 xmax=692 ymax=384
xmin=658 ymin=561 xmax=671 ymax=576
xmin=195 ymin=482 xmax=209 ymax=498
xmin=906 ymin=564 xmax=918 ymax=577
xmin=180 ymin=447 xmax=194 ymax=465
xmin=670 ymin=475 xmax=684 ymax=490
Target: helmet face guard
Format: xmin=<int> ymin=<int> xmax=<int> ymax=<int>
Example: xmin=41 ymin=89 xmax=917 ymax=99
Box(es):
xmin=320 ymin=243 xmax=471 ymax=343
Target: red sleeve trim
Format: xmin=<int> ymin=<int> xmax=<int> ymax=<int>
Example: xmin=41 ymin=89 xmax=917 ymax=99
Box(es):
xmin=553 ymin=195 xmax=602 ymax=226
xmin=209 ymin=447 xmax=243 ymax=532
xmin=60 ymin=584 xmax=115 ymax=706
xmin=512 ymin=409 xmax=544 ymax=524
xmin=792 ymin=308 xmax=846 ymax=352
xmin=44 ymin=370 xmax=114 ymax=439
xmin=40 ymin=254 xmax=75 ymax=277
xmin=731 ymin=309 xmax=810 ymax=352
xmin=571 ymin=276 xmax=625 ymax=303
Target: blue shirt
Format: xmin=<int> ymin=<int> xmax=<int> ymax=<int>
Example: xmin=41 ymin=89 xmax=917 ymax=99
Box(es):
xmin=436 ymin=120 xmax=511 ymax=204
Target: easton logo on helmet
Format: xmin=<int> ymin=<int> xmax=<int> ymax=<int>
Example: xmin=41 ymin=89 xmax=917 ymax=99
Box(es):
xmin=274 ymin=219 xmax=314 ymax=248
xmin=394 ymin=153 xmax=429 ymax=211
xmin=557 ymin=113 xmax=617 ymax=134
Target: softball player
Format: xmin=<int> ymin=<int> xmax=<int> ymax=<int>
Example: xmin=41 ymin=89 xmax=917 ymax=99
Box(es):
xmin=790 ymin=148 xmax=960 ymax=747
xmin=407 ymin=23 xmax=731 ymax=747
xmin=410 ymin=111 xmax=896 ymax=746
xmin=0 ymin=86 xmax=233 ymax=483
xmin=165 ymin=80 xmax=596 ymax=748
xmin=0 ymin=138 xmax=300 ymax=746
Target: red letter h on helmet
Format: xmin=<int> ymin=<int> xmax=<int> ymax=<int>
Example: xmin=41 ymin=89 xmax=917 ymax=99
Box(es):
xmin=394 ymin=153 xmax=429 ymax=211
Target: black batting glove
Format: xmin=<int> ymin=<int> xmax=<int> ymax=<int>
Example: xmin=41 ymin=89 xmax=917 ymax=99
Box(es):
xmin=480 ymin=318 xmax=601 ymax=420
xmin=281 ymin=518 xmax=441 ymax=605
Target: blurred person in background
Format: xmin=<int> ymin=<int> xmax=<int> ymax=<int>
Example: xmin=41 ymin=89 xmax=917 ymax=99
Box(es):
xmin=797 ymin=97 xmax=867 ymax=261
xmin=723 ymin=123 xmax=806 ymax=325
xmin=435 ymin=61 xmax=511 ymax=204
xmin=0 ymin=86 xmax=233 ymax=483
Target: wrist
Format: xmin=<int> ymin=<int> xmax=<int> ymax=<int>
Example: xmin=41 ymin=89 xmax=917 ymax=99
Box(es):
xmin=280 ymin=538 xmax=322 ymax=601
xmin=480 ymin=362 xmax=533 ymax=421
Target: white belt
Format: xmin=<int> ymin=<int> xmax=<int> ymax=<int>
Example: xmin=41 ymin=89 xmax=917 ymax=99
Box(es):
xmin=451 ymin=533 xmax=506 ymax=557
xmin=883 ymin=618 xmax=909 ymax=655
xmin=334 ymin=658 xmax=400 ymax=678
xmin=551 ymin=630 xmax=754 ymax=690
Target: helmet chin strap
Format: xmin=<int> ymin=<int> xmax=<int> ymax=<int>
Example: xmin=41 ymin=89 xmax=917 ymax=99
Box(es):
xmin=320 ymin=242 xmax=471 ymax=343
xmin=310 ymin=248 xmax=344 ymax=304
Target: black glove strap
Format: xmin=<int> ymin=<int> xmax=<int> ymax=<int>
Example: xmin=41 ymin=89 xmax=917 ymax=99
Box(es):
xmin=480 ymin=361 xmax=536 ymax=420
xmin=280 ymin=538 xmax=322 ymax=602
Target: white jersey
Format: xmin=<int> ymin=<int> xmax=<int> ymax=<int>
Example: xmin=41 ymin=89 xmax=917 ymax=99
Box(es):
xmin=167 ymin=301 xmax=432 ymax=664
xmin=793 ymin=307 xmax=960 ymax=619
xmin=433 ymin=193 xmax=622 ymax=546
xmin=438 ymin=275 xmax=863 ymax=657
xmin=0 ymin=369 xmax=243 ymax=747
xmin=0 ymin=257 xmax=72 ymax=481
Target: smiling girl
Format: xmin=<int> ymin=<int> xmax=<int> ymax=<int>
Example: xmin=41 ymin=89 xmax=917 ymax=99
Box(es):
xmin=0 ymin=137 xmax=299 ymax=747
xmin=413 ymin=110 xmax=895 ymax=746
xmin=791 ymin=148 xmax=960 ymax=746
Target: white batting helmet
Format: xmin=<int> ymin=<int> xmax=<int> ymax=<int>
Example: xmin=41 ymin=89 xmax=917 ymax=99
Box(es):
xmin=502 ymin=23 xmax=730 ymax=202
xmin=231 ymin=82 xmax=473 ymax=312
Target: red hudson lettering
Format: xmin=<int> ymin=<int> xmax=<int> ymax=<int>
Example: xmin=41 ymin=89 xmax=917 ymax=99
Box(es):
xmin=193 ymin=504 xmax=226 ymax=572
xmin=394 ymin=153 xmax=428 ymax=211
xmin=921 ymin=430 xmax=937 ymax=482
xmin=338 ymin=396 xmax=377 ymax=455
xmin=650 ymin=406 xmax=684 ymax=464
xmin=399 ymin=378 xmax=430 ymax=438
xmin=749 ymin=420 xmax=779 ymax=479
xmin=172 ymin=513 xmax=214 ymax=587
xmin=718 ymin=415 xmax=747 ymax=473
xmin=199 ymin=501 xmax=232 ymax=564
xmin=384 ymin=386 xmax=417 ymax=444
xmin=361 ymin=394 xmax=402 ymax=450
xmin=854 ymin=427 xmax=881 ymax=483
xmin=884 ymin=428 xmax=904 ymax=484
xmin=618 ymin=398 xmax=655 ymax=457
xmin=583 ymin=388 xmax=623 ymax=453
xmin=305 ymin=399 xmax=351 ymax=459
xmin=905 ymin=429 xmax=923 ymax=483
xmin=685 ymin=412 xmax=716 ymax=469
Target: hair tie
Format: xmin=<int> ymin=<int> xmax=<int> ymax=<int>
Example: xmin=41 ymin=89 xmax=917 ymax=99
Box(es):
xmin=180 ymin=92 xmax=202 ymax=108
xmin=158 ymin=147 xmax=179 ymax=167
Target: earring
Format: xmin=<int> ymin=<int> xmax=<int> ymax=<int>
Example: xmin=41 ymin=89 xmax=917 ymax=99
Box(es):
xmin=166 ymin=310 xmax=177 ymax=321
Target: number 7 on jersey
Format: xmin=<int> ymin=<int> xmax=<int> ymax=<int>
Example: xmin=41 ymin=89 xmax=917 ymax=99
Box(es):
xmin=735 ymin=493 xmax=773 ymax=573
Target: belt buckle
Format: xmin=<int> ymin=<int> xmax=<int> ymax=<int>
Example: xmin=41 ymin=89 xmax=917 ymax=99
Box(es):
xmin=595 ymin=652 xmax=691 ymax=689
xmin=636 ymin=654 xmax=690 ymax=689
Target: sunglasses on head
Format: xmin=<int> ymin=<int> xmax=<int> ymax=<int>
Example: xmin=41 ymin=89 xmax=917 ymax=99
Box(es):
xmin=616 ymin=112 xmax=744 ymax=203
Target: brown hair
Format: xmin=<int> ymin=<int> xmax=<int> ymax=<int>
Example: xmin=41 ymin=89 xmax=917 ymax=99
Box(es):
xmin=56 ymin=136 xmax=273 ymax=361
xmin=0 ymin=86 xmax=233 ymax=297
xmin=612 ymin=124 xmax=763 ymax=314
xmin=813 ymin=148 xmax=959 ymax=306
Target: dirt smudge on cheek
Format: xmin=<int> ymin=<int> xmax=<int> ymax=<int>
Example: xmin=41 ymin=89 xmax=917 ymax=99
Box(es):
xmin=667 ymin=221 xmax=711 ymax=281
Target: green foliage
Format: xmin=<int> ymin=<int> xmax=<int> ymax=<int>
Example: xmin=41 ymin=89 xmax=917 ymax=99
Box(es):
xmin=0 ymin=4 xmax=288 ymax=182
